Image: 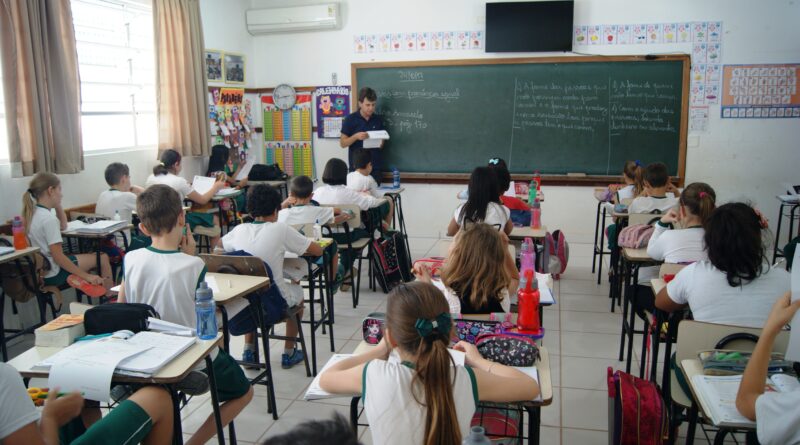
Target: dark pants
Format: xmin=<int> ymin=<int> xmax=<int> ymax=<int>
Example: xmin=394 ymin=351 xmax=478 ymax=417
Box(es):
xmin=348 ymin=147 xmax=383 ymax=185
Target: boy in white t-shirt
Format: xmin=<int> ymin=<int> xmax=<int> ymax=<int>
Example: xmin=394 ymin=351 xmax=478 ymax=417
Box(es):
xmin=96 ymin=162 xmax=144 ymax=247
xmin=628 ymin=162 xmax=680 ymax=214
xmin=736 ymin=292 xmax=800 ymax=445
xmin=118 ymin=184 xmax=253 ymax=445
xmin=346 ymin=150 xmax=382 ymax=198
xmin=221 ymin=184 xmax=324 ymax=369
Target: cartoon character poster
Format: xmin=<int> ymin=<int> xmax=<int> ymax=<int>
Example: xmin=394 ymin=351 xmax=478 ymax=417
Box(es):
xmin=208 ymin=87 xmax=253 ymax=156
xmin=314 ymin=86 xmax=351 ymax=138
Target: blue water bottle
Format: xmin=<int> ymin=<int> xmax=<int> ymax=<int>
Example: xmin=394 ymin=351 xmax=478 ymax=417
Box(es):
xmin=392 ymin=167 xmax=400 ymax=188
xmin=195 ymin=282 xmax=217 ymax=340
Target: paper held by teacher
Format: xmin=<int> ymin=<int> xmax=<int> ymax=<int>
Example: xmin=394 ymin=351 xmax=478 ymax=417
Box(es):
xmin=363 ymin=130 xmax=390 ymax=149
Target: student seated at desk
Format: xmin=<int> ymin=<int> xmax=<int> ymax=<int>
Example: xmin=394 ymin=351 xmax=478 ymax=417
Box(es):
xmin=145 ymin=149 xmax=225 ymax=244
xmin=23 ymin=173 xmax=113 ymax=297
xmin=314 ymin=158 xmax=391 ymax=228
xmin=627 ymin=162 xmax=680 ymax=214
xmin=220 ymin=184 xmax=324 ymax=369
xmin=415 ymin=224 xmax=518 ymax=314
xmin=96 ymin=162 xmax=144 ymax=255
xmin=457 ymin=158 xmax=529 ymax=211
xmin=0 ymin=363 xmax=173 ymax=445
xmin=347 ymin=150 xmax=394 ymax=223
xmin=448 ymin=166 xmax=512 ymax=236
xmin=736 ymin=292 xmax=800 ymax=445
xmin=655 ymin=203 xmax=791 ymax=328
xmin=609 ymin=160 xmax=644 ymax=203
xmin=319 ymin=282 xmax=538 ymax=445
xmin=207 ymin=144 xmax=247 ymax=211
xmin=118 ymin=185 xmax=253 ymax=445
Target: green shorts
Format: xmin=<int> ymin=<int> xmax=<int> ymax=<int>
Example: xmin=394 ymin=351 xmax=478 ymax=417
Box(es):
xmin=59 ymin=399 xmax=152 ymax=445
xmin=43 ymin=255 xmax=78 ymax=287
xmin=186 ymin=212 xmax=215 ymax=229
xmin=204 ymin=348 xmax=251 ymax=402
xmin=374 ymin=200 xmax=390 ymax=219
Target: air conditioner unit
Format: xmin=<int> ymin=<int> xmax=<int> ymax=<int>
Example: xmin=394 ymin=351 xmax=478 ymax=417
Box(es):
xmin=246 ymin=4 xmax=340 ymax=35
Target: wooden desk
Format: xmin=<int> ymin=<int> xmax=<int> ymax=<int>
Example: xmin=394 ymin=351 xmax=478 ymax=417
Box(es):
xmin=510 ymin=225 xmax=547 ymax=240
xmin=9 ymin=334 xmax=226 ymax=445
xmin=62 ymin=224 xmax=133 ymax=276
xmin=0 ymin=246 xmax=40 ymax=264
xmin=378 ymin=186 xmax=405 ymax=194
xmin=211 ymin=189 xmax=244 ymax=201
xmin=651 ymin=278 xmax=666 ymax=296
xmin=208 ymin=272 xmax=269 ymax=304
xmin=0 ymin=247 xmax=42 ymax=361
xmin=348 ymin=341 xmax=553 ymax=444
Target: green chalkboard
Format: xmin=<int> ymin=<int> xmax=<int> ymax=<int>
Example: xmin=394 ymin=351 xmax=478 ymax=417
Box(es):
xmin=352 ymin=56 xmax=689 ymax=178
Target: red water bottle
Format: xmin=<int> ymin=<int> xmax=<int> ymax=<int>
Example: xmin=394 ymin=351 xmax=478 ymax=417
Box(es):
xmin=12 ymin=216 xmax=28 ymax=250
xmin=532 ymin=171 xmax=542 ymax=191
xmin=517 ymin=270 xmax=541 ymax=335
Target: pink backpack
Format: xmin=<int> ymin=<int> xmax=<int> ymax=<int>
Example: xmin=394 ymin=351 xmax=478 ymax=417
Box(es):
xmin=617 ymin=224 xmax=655 ymax=248
xmin=545 ymin=230 xmax=569 ymax=279
xmin=608 ymin=368 xmax=669 ymax=445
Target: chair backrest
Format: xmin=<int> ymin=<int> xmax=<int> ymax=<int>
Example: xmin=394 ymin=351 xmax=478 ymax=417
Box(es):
xmin=659 ymin=263 xmax=686 ymax=278
xmin=199 ymin=253 xmax=268 ymax=277
xmin=628 ymin=213 xmax=662 ymax=226
xmin=291 ymin=223 xmax=315 ymax=238
xmin=65 ymin=203 xmax=97 ymax=221
xmin=620 ymin=197 xmax=634 ymax=206
xmin=321 ymin=204 xmax=362 ymax=229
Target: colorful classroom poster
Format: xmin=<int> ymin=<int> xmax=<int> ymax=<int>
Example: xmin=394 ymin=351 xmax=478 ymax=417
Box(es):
xmin=721 ymin=64 xmax=800 ymax=118
xmin=314 ymin=86 xmax=350 ymax=138
xmin=602 ymin=25 xmax=617 ymax=45
xmin=208 ymin=87 xmax=254 ymax=156
xmin=574 ymin=26 xmax=588 ymax=45
xmin=262 ymin=91 xmax=315 ymax=176
xmin=690 ymin=106 xmax=709 ymax=132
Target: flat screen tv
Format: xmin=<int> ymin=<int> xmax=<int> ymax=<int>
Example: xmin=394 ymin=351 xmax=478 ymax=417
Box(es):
xmin=485 ymin=1 xmax=574 ymax=52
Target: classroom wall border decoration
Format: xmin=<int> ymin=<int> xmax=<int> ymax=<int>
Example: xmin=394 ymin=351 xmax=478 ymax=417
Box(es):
xmin=208 ymin=87 xmax=255 ymax=157
xmin=354 ymin=31 xmax=483 ymax=53
xmin=262 ymin=92 xmax=315 ymax=178
xmin=314 ymin=85 xmax=351 ymax=138
xmin=352 ymin=55 xmax=690 ymax=186
xmin=720 ymin=64 xmax=800 ymax=119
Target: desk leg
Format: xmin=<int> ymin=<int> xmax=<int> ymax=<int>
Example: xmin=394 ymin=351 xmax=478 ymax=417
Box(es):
xmin=1 ymin=290 xmax=6 ymax=362
xmin=528 ymin=407 xmax=540 ymax=445
xmin=170 ymin=385 xmax=184 ymax=445
xmin=205 ymin=355 xmax=227 ymax=445
xmin=593 ymin=201 xmax=601 ymax=273
xmin=349 ymin=397 xmax=361 ymax=432
xmin=598 ymin=207 xmax=607 ymax=285
xmin=255 ymin=303 xmax=278 ymax=419
xmin=773 ymin=203 xmax=784 ymax=263
xmin=650 ymin=311 xmax=662 ymax=382
xmin=625 ymin=264 xmax=637 ymax=374
xmin=307 ymin=262 xmax=318 ymax=377
xmin=618 ymin=258 xmax=630 ymax=362
xmin=219 ymin=306 xmax=230 ymax=353
xmin=713 ymin=429 xmax=731 ymax=445
xmin=685 ymin=402 xmax=699 ymax=445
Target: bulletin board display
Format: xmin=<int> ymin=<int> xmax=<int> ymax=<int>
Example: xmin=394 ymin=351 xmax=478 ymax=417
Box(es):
xmin=721 ymin=64 xmax=800 ymax=118
xmin=209 ymin=87 xmax=256 ymax=156
xmin=262 ymin=92 xmax=314 ymax=177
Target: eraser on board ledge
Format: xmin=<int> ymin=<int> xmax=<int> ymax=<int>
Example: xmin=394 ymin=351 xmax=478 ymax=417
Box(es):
xmin=566 ymin=172 xmax=587 ymax=177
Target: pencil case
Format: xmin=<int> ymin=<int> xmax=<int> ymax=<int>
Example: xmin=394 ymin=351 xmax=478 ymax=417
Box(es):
xmin=362 ymin=312 xmax=385 ymax=344
xmin=84 ymin=303 xmax=160 ymax=335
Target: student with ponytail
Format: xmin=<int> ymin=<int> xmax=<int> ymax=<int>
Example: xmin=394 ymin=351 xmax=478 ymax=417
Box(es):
xmin=319 ymin=281 xmax=538 ymax=445
xmin=145 ymin=149 xmax=225 ymax=239
xmin=22 ymin=173 xmax=113 ymax=293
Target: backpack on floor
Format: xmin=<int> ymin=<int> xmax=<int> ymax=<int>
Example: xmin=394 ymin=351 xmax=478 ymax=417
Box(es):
xmin=545 ymin=229 xmax=569 ymax=279
xmin=471 ymin=404 xmax=521 ymax=445
xmin=608 ymin=368 xmax=668 ymax=445
xmin=371 ymin=231 xmax=413 ymax=293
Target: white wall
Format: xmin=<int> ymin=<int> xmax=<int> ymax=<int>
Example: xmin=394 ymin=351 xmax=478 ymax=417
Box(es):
xmin=233 ymin=0 xmax=800 ymax=243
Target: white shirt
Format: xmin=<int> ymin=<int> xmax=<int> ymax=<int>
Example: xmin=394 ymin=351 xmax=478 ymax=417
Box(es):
xmin=442 ymin=286 xmax=511 ymax=314
xmin=123 ymin=247 xmax=206 ymax=329
xmin=278 ymin=205 xmax=334 ymax=226
xmin=0 ymin=363 xmax=40 ymax=440
xmin=27 ymin=206 xmax=63 ymax=278
xmin=666 ymin=261 xmax=791 ymax=328
xmin=96 ymin=188 xmax=137 ymax=244
xmin=616 ymin=184 xmax=635 ymax=201
xmin=221 ymin=221 xmax=312 ymax=307
xmin=639 ymin=225 xmax=707 ymax=283
xmin=145 ymin=173 xmax=193 ymax=201
xmin=453 ymin=202 xmax=510 ymax=230
xmin=364 ymin=359 xmax=477 ymax=445
xmin=312 ymin=184 xmax=385 ymax=211
xmin=755 ymin=389 xmax=800 ymax=445
xmin=628 ymin=195 xmax=679 ymax=214
xmin=347 ymin=171 xmax=382 ymax=198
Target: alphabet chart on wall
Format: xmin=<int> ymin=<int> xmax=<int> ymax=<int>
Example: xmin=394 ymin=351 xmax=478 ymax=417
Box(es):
xmin=721 ymin=64 xmax=800 ymax=119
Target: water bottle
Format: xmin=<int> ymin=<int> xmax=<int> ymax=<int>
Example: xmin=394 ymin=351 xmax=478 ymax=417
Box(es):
xmin=520 ymin=237 xmax=535 ymax=276
xmin=313 ymin=219 xmax=322 ymax=241
xmin=517 ymin=269 xmax=541 ymax=335
xmin=528 ymin=180 xmax=537 ymax=204
xmin=532 ymin=170 xmax=542 ymax=191
xmin=195 ymin=282 xmax=217 ymax=340
xmin=12 ymin=216 xmax=28 ymax=250
xmin=392 ymin=167 xmax=400 ymax=188
xmin=114 ymin=210 xmax=121 ymax=221
xmin=462 ymin=426 xmax=492 ymax=445
xmin=531 ymin=199 xmax=542 ymax=229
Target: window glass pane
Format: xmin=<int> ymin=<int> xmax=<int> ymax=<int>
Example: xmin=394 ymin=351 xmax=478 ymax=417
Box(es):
xmin=0 ymin=57 xmax=7 ymax=161
xmin=136 ymin=112 xmax=157 ymax=146
xmin=81 ymin=115 xmax=135 ymax=151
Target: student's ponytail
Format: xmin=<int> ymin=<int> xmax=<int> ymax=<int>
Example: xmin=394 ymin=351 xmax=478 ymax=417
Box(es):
xmin=680 ymin=182 xmax=717 ymax=224
xmin=22 ymin=173 xmax=61 ymax=233
xmin=153 ymin=149 xmax=181 ymax=176
xmin=623 ymin=160 xmax=644 ymax=196
xmin=386 ymin=282 xmax=461 ymax=445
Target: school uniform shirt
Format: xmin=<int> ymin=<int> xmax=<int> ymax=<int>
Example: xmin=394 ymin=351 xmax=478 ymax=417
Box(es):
xmin=346 ymin=171 xmax=382 ymax=198
xmin=0 ymin=363 xmax=40 ymax=440
xmin=616 ymin=184 xmax=635 ymax=201
xmin=363 ymin=359 xmax=478 ymax=445
xmin=628 ymin=195 xmax=679 ymax=214
xmin=145 ymin=173 xmax=193 ymax=201
xmin=312 ymin=184 xmax=385 ymax=211
xmin=277 ymin=205 xmax=335 ymax=226
xmin=755 ymin=389 xmax=800 ymax=445
xmin=444 ymin=286 xmax=511 ymax=314
xmin=96 ymin=188 xmax=137 ymax=242
xmin=453 ymin=202 xmax=510 ymax=230
xmin=639 ymin=224 xmax=707 ymax=283
xmin=221 ymin=221 xmax=312 ymax=307
xmin=665 ymin=261 xmax=790 ymax=328
xmin=28 ymin=205 xmax=63 ymax=278
xmin=123 ymin=247 xmax=207 ymax=329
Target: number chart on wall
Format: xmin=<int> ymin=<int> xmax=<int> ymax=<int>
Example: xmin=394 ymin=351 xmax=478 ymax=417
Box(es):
xmin=262 ymin=92 xmax=314 ymax=177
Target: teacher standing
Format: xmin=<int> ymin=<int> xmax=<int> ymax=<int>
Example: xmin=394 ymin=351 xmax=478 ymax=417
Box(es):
xmin=340 ymin=87 xmax=384 ymax=184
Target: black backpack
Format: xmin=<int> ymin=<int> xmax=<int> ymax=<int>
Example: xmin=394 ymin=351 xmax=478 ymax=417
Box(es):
xmin=248 ymin=163 xmax=288 ymax=181
xmin=370 ymin=231 xmax=413 ymax=293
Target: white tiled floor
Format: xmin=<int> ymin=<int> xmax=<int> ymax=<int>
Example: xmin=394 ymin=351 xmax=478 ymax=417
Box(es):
xmin=2 ymin=239 xmax=665 ymax=444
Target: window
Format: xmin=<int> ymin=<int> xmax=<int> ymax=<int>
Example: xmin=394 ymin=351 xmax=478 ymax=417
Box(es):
xmin=72 ymin=0 xmax=156 ymax=152
xmin=0 ymin=57 xmax=7 ymax=162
